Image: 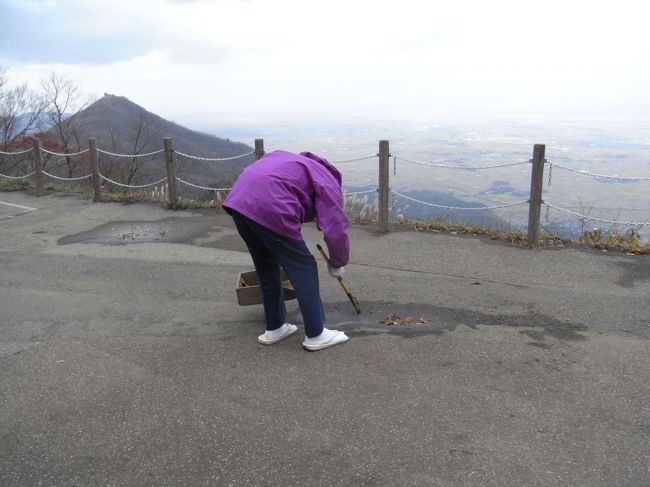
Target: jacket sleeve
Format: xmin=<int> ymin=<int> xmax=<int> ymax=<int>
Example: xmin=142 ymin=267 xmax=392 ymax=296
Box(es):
xmin=314 ymin=181 xmax=350 ymax=268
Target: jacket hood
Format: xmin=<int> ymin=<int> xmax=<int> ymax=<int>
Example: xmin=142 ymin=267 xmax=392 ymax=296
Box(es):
xmin=299 ymin=151 xmax=342 ymax=187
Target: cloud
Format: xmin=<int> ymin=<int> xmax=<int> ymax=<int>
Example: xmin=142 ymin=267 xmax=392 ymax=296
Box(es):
xmin=2 ymin=0 xmax=650 ymax=119
xmin=0 ymin=0 xmax=252 ymax=64
xmin=0 ymin=0 xmax=152 ymax=63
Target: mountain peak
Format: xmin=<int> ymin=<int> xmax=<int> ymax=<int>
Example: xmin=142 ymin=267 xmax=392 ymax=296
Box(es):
xmin=67 ymin=94 xmax=255 ymax=190
xmin=75 ymin=94 xmax=252 ymax=157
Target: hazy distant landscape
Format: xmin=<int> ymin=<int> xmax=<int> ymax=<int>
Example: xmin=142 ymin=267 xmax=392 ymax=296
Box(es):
xmin=186 ymin=114 xmax=650 ymax=241
xmin=2 ymin=89 xmax=647 ymax=241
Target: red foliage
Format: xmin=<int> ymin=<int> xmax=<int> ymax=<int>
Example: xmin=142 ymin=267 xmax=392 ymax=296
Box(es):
xmin=3 ymin=134 xmax=90 ymax=161
xmin=4 ymin=133 xmax=63 ymax=152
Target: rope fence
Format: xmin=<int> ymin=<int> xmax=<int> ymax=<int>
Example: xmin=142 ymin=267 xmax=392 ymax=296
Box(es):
xmin=1 ymin=137 xmax=648 ymax=243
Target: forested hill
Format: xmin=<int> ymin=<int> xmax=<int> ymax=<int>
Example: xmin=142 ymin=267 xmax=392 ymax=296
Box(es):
xmin=70 ymin=94 xmax=255 ymax=192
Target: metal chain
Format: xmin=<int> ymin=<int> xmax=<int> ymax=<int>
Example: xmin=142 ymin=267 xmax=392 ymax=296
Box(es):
xmin=0 ymin=171 xmax=35 ymax=179
xmin=548 ymin=162 xmax=553 ymax=186
xmin=395 ymin=155 xmax=530 ymax=170
xmin=176 ymin=177 xmax=232 ymax=191
xmin=174 ymin=150 xmax=254 ymax=161
xmin=40 ymin=148 xmax=90 ymax=157
xmin=43 ymin=171 xmax=92 ymax=181
xmin=549 ymin=162 xmax=650 ymax=181
xmin=343 ymin=189 xmax=376 ymax=196
xmin=545 ymin=202 xmax=649 ymax=226
xmin=0 ymin=148 xmax=34 ymax=155
xmin=330 ymin=154 xmax=377 ymax=164
xmin=391 ymin=190 xmax=528 ymax=211
xmin=97 ymin=148 xmax=164 ymax=158
xmin=99 ymin=174 xmax=168 ymax=188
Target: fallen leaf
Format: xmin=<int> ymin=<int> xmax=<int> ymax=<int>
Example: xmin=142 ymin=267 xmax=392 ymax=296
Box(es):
xmin=379 ymin=313 xmax=400 ymax=325
xmin=380 ymin=313 xmax=425 ymax=325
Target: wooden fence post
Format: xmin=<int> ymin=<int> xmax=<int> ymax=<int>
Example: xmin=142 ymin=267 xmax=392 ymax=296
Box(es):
xmin=527 ymin=144 xmax=546 ymax=244
xmin=32 ymin=138 xmax=44 ymax=196
xmin=254 ymin=139 xmax=265 ymax=161
xmin=88 ymin=138 xmax=102 ymax=202
xmin=163 ymin=137 xmax=178 ymax=210
xmin=377 ymin=140 xmax=390 ymax=233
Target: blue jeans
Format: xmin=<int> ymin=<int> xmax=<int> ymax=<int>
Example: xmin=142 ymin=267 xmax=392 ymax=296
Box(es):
xmin=230 ymin=210 xmax=325 ymax=338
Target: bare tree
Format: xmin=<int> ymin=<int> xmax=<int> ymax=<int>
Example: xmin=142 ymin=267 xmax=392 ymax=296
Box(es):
xmin=102 ymin=112 xmax=162 ymax=192
xmin=0 ymin=67 xmax=47 ymax=171
xmin=123 ymin=112 xmax=160 ymax=186
xmin=40 ymin=72 xmax=94 ymax=177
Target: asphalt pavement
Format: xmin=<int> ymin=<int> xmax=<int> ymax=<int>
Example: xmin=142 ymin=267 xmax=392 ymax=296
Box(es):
xmin=1 ymin=191 xmax=649 ymax=486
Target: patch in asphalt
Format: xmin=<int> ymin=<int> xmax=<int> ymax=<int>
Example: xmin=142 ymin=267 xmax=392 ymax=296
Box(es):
xmin=57 ymin=218 xmax=221 ymax=245
xmin=302 ymin=300 xmax=588 ymax=345
xmin=615 ymin=260 xmax=650 ymax=288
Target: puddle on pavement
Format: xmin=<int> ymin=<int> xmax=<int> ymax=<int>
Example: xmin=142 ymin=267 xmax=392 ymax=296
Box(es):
xmin=285 ymin=300 xmax=588 ymax=344
xmin=57 ymin=218 xmax=221 ymax=246
xmin=615 ymin=260 xmax=650 ymax=288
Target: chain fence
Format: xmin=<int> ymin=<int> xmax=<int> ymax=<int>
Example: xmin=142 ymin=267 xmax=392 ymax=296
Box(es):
xmin=394 ymin=155 xmax=530 ymax=171
xmin=548 ymin=162 xmax=650 ymax=183
xmin=2 ymin=140 xmax=649 ymax=242
xmin=386 ymin=150 xmax=650 ymax=238
xmin=40 ymin=148 xmax=90 ymax=157
xmin=544 ymin=202 xmax=648 ymax=227
xmin=176 ymin=177 xmax=232 ymax=192
xmin=99 ymin=175 xmax=168 ymax=189
xmin=42 ymin=171 xmax=92 ymax=181
xmin=0 ymin=171 xmax=35 ymax=179
xmin=0 ymin=148 xmax=34 ymax=156
xmin=331 ymin=154 xmax=378 ymax=164
xmin=174 ymin=150 xmax=254 ymax=161
xmin=97 ymin=148 xmax=164 ymax=158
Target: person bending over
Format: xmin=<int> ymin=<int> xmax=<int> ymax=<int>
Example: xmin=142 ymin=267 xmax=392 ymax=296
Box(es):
xmin=223 ymin=149 xmax=349 ymax=351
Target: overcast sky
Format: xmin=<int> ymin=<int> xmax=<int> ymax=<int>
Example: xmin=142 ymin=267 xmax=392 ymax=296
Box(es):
xmin=1 ymin=0 xmax=650 ymax=124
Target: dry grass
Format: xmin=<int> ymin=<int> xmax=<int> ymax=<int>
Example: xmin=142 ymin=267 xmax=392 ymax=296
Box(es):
xmin=2 ymin=180 xmax=647 ymax=254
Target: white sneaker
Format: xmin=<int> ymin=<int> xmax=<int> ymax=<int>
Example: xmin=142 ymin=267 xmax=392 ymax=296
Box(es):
xmin=302 ymin=328 xmax=349 ymax=351
xmin=258 ymin=323 xmax=298 ymax=345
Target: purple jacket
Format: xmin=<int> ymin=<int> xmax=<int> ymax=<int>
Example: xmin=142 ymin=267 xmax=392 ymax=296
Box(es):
xmin=223 ymin=150 xmax=350 ymax=268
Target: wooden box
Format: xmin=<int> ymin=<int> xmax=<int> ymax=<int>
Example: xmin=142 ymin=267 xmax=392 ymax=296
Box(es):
xmin=236 ymin=270 xmax=297 ymax=306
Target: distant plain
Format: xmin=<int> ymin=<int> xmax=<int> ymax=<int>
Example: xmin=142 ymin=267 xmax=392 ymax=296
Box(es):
xmin=190 ymin=115 xmax=650 ymax=241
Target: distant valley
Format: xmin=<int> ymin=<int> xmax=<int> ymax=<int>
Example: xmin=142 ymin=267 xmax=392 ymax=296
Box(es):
xmin=4 ymin=99 xmax=648 ymax=241
xmin=188 ymin=114 xmax=650 ymax=240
